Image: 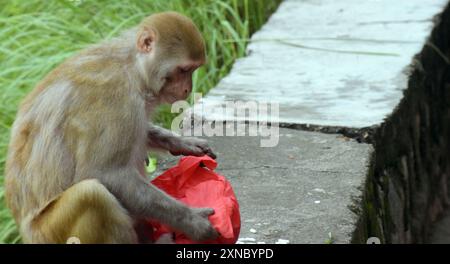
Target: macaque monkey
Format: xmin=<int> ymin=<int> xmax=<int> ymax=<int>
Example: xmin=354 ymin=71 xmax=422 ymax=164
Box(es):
xmin=4 ymin=12 xmax=218 ymax=243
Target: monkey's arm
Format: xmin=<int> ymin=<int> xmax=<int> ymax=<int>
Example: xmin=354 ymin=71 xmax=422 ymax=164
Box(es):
xmin=98 ymin=168 xmax=217 ymax=241
xmin=147 ymin=124 xmax=216 ymax=159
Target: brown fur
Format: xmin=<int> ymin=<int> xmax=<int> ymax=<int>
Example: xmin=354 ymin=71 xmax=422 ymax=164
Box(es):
xmin=31 ymin=179 xmax=137 ymax=243
xmin=139 ymin=12 xmax=206 ymax=61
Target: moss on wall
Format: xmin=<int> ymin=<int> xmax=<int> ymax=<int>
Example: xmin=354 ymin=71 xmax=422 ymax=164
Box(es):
xmin=355 ymin=2 xmax=450 ymax=244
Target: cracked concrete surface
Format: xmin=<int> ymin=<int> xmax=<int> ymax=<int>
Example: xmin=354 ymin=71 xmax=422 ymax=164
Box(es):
xmin=155 ymin=128 xmax=372 ymax=244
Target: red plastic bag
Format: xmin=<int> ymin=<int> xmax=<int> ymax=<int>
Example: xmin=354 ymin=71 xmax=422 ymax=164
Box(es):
xmin=148 ymin=155 xmax=240 ymax=244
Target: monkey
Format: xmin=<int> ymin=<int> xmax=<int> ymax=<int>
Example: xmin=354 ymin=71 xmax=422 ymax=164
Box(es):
xmin=4 ymin=12 xmax=219 ymax=244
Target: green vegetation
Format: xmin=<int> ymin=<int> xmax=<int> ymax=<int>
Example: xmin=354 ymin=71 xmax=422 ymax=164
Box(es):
xmin=0 ymin=0 xmax=280 ymax=243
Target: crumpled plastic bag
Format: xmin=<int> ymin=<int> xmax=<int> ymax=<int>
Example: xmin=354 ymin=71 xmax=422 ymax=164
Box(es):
xmin=148 ymin=155 xmax=240 ymax=244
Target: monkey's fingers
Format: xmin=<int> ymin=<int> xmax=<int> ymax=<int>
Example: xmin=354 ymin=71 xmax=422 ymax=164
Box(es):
xmin=170 ymin=144 xmax=216 ymax=159
xmin=200 ymin=207 xmax=215 ymax=217
xmin=191 ymin=207 xmax=216 ymax=218
xmin=199 ymin=145 xmax=217 ymax=159
xmin=207 ymin=228 xmax=220 ymax=240
xmin=205 ymin=150 xmax=216 ymax=160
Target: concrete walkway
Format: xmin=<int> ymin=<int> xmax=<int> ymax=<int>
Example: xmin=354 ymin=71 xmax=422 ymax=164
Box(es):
xmin=157 ymin=127 xmax=372 ymax=243
xmin=158 ymin=0 xmax=447 ymax=243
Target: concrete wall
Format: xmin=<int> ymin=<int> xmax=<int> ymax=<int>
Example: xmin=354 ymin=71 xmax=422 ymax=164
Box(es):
xmin=354 ymin=2 xmax=450 ymax=243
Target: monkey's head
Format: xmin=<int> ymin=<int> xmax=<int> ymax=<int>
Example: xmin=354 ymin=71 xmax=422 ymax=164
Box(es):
xmin=136 ymin=12 xmax=206 ymax=104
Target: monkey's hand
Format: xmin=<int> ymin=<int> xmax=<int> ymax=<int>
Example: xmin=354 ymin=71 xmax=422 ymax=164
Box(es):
xmin=169 ymin=137 xmax=217 ymax=159
xmin=147 ymin=125 xmax=217 ymax=159
xmin=181 ymin=207 xmax=219 ymax=242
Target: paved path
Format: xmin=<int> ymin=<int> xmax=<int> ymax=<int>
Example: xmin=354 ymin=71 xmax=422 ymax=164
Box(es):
xmin=162 ymin=0 xmax=446 ymax=243
xmin=156 ymin=127 xmax=372 ymax=243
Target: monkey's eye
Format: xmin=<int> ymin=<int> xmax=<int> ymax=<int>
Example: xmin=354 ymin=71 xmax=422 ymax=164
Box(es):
xmin=179 ymin=67 xmax=190 ymax=73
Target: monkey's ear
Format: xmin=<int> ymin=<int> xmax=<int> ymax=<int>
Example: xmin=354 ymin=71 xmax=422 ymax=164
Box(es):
xmin=137 ymin=28 xmax=156 ymax=53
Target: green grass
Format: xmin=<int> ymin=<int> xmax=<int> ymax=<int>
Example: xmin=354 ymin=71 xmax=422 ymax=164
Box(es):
xmin=0 ymin=0 xmax=280 ymax=243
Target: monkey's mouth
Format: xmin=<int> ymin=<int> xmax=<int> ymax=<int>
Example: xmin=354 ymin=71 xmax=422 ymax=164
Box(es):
xmin=165 ymin=94 xmax=182 ymax=104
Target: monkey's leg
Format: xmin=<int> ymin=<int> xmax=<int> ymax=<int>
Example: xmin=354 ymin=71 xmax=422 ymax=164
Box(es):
xmin=31 ymin=179 xmax=137 ymax=244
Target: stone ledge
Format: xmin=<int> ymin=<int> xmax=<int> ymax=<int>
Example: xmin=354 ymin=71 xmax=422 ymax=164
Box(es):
xmin=195 ymin=0 xmax=446 ymax=128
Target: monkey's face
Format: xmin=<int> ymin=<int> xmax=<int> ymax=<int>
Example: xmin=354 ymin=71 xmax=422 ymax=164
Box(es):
xmin=135 ymin=16 xmax=206 ymax=104
xmin=158 ymin=61 xmax=202 ymax=104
